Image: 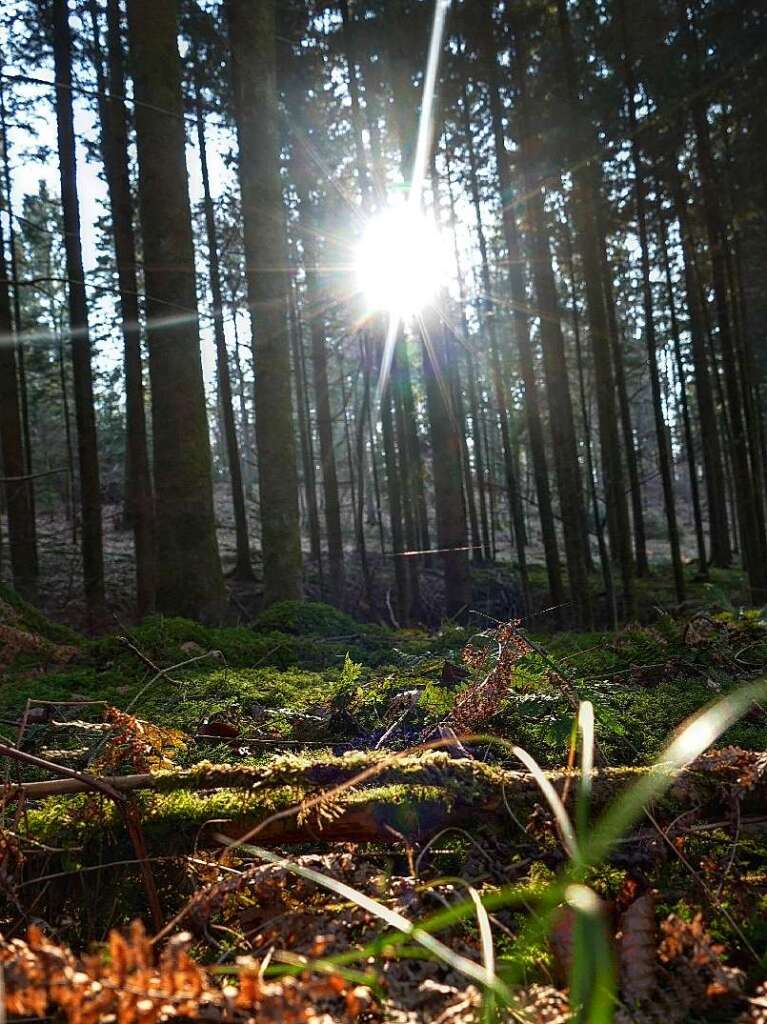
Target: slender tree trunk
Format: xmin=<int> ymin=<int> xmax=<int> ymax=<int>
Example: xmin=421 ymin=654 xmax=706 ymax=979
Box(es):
xmin=226 ymin=0 xmax=302 ymax=605
xmin=525 ymin=184 xmax=592 ymax=628
xmin=353 ymin=334 xmax=372 ymax=604
xmin=595 ymin=202 xmax=649 ymax=577
xmin=290 ymin=146 xmax=344 ymax=604
xmin=420 ymin=308 xmax=472 ymax=620
xmin=654 ymin=179 xmax=707 ymax=575
xmin=618 ymin=0 xmax=685 ymax=603
xmin=344 ymin=10 xmax=407 ymax=613
xmin=288 ymin=281 xmax=322 ymax=572
xmin=553 ymin=0 xmax=635 ymax=613
xmin=229 ymin=303 xmax=254 ymax=496
xmin=90 ymin=0 xmax=155 ymax=615
xmin=506 ymin=24 xmax=592 ymax=627
xmin=681 ymin=5 xmax=766 ymax=602
xmin=562 ymin=216 xmax=617 ymax=628
xmin=126 ymin=0 xmax=224 ymax=620
xmin=0 ymin=217 xmax=37 ymax=599
xmin=462 ymin=72 xmax=558 ymax=612
xmin=391 ymin=347 xmax=422 ymax=618
xmin=423 ymin=159 xmax=472 ymax=618
xmin=193 ymin=76 xmax=252 ymax=582
xmin=0 ymin=67 xmax=35 ymax=499
xmin=53 ymin=0 xmax=105 ymax=616
xmin=380 ymin=370 xmax=409 ymax=625
xmin=672 ymin=167 xmax=731 ymax=567
xmin=444 ymin=160 xmax=486 ymax=563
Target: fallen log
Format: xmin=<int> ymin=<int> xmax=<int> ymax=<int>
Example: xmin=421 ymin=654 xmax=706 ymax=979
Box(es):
xmin=7 ymin=747 xmax=767 ymax=850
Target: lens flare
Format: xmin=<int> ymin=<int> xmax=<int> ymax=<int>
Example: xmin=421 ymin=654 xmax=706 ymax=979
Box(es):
xmin=356 ymin=205 xmax=447 ymax=316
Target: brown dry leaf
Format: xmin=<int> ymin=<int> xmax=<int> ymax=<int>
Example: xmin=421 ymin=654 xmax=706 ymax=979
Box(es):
xmin=618 ymin=893 xmax=656 ymax=1006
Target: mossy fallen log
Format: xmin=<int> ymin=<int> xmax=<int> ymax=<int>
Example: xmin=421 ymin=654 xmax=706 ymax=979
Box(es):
xmin=11 ymin=747 xmax=767 ymax=851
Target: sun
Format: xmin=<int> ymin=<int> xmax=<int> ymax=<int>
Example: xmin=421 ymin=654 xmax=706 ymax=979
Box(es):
xmin=355 ymin=204 xmax=447 ymax=317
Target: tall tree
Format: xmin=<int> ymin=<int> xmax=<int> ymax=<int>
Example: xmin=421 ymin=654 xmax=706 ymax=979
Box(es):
xmin=90 ymin=0 xmax=155 ymax=616
xmin=670 ymin=164 xmax=731 ymax=567
xmin=553 ymin=0 xmax=636 ymax=611
xmin=471 ymin=20 xmax=566 ymax=615
xmin=507 ymin=9 xmax=593 ymax=627
xmin=287 ymin=76 xmax=344 ymax=604
xmin=0 ymin=214 xmax=37 ymax=599
xmin=192 ymin=70 xmax=253 ymax=582
xmin=617 ymin=0 xmax=685 ymax=603
xmin=679 ymin=1 xmax=767 ymax=602
xmin=125 ymin=0 xmax=225 ymax=620
xmin=226 ymin=0 xmax=303 ymax=606
xmin=53 ymin=0 xmax=105 ymax=615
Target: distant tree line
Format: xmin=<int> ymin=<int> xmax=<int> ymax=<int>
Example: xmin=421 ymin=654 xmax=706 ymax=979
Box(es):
xmin=0 ymin=0 xmax=765 ymax=628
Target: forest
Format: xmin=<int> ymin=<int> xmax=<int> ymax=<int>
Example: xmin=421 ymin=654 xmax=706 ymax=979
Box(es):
xmin=1 ymin=0 xmax=767 ymax=1020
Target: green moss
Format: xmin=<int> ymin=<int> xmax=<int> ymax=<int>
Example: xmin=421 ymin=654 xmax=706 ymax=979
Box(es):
xmin=24 ymin=777 xmax=449 ymax=850
xmin=253 ymin=600 xmax=367 ymax=637
xmin=0 ymin=583 xmax=81 ymax=645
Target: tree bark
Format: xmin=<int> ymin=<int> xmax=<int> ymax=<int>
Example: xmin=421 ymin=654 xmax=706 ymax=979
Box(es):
xmin=680 ymin=3 xmax=766 ymax=602
xmin=287 ymin=280 xmax=322 ymax=572
xmin=462 ymin=70 xmax=558 ymax=613
xmin=506 ymin=21 xmax=592 ymax=628
xmin=90 ymin=0 xmax=155 ymax=616
xmin=654 ymin=179 xmax=707 ymax=575
xmin=0 ymin=216 xmax=37 ymax=599
xmin=53 ymin=0 xmax=105 ymax=616
xmin=193 ymin=76 xmax=252 ymax=583
xmin=671 ymin=167 xmax=731 ymax=568
xmin=226 ymin=0 xmax=303 ymax=605
xmin=595 ymin=201 xmax=649 ymax=578
xmin=290 ymin=140 xmax=344 ymax=604
xmin=618 ymin=0 xmax=685 ymax=604
xmin=554 ymin=0 xmax=636 ymax=613
xmin=126 ymin=0 xmax=225 ymax=621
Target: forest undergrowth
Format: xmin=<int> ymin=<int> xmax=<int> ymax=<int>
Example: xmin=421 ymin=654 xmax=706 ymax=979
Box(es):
xmin=2 ymin=577 xmax=767 ymax=1022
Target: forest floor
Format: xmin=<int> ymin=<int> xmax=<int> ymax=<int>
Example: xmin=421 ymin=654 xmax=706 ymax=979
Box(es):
xmin=26 ymin=487 xmax=749 ymax=633
xmin=1 ymin=577 xmax=767 ymax=1022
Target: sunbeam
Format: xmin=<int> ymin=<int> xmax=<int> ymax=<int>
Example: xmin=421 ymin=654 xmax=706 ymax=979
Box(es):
xmin=372 ymin=0 xmax=452 ymax=409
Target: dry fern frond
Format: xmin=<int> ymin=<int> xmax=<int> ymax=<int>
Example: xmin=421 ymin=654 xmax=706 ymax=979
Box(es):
xmin=450 ymin=621 xmax=530 ymax=732
xmin=0 ymin=920 xmax=375 ymax=1024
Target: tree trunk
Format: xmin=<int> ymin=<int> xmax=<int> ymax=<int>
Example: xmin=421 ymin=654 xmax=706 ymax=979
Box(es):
xmin=0 ymin=216 xmax=37 ymax=600
xmin=90 ymin=0 xmax=156 ymax=616
xmin=679 ymin=4 xmax=766 ymax=602
xmin=444 ymin=150 xmax=487 ymax=563
xmin=0 ymin=69 xmax=36 ymax=507
xmin=53 ymin=0 xmax=105 ymax=617
xmin=126 ymin=0 xmax=224 ymax=621
xmin=462 ymin=71 xmax=559 ymax=613
xmin=618 ymin=0 xmax=685 ymax=604
xmin=380 ymin=369 xmax=409 ymax=626
xmin=595 ymin=200 xmax=649 ymax=578
xmin=287 ymin=281 xmax=322 ymax=573
xmin=563 ymin=215 xmax=617 ymax=629
xmin=671 ymin=167 xmax=731 ymax=568
xmin=290 ymin=145 xmax=344 ymax=604
xmin=553 ymin=0 xmax=636 ymax=613
xmin=193 ymin=76 xmax=252 ymax=583
xmin=506 ymin=23 xmax=592 ymax=628
xmin=654 ymin=178 xmax=707 ymax=575
xmin=420 ymin=301 xmax=472 ymax=620
xmin=226 ymin=0 xmax=303 ymax=605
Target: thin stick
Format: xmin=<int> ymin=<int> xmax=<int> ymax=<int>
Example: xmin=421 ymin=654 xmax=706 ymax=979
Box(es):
xmin=0 ymin=740 xmax=163 ymax=930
